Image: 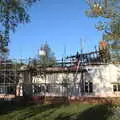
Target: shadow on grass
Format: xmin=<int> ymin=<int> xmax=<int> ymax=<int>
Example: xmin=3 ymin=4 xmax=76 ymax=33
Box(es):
xmin=55 ymin=113 xmax=75 ymax=120
xmin=0 ymin=101 xmax=29 ymax=115
xmin=55 ymin=104 xmax=113 ymax=120
xmin=0 ymin=101 xmax=114 ymax=120
xmin=77 ymin=104 xmax=113 ymax=120
xmin=0 ymin=101 xmax=66 ymax=116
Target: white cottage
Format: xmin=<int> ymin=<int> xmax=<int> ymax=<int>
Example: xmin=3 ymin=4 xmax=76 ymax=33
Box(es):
xmin=32 ymin=64 xmax=120 ymax=97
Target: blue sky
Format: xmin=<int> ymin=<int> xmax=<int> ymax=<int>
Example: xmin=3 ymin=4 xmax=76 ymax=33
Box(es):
xmin=9 ymin=0 xmax=103 ymax=60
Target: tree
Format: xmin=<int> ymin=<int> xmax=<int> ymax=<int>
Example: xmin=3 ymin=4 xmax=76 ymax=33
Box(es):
xmin=86 ymin=0 xmax=120 ymax=38
xmin=39 ymin=43 xmax=56 ymax=67
xmin=99 ymin=40 xmax=110 ymax=63
xmin=0 ymin=0 xmax=40 ymax=57
xmin=86 ymin=0 xmax=120 ymax=62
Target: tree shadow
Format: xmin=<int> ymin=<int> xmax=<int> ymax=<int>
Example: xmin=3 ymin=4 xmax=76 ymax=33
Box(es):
xmin=0 ymin=101 xmax=66 ymax=116
xmin=21 ymin=103 xmax=67 ymax=119
xmin=55 ymin=113 xmax=75 ymax=120
xmin=0 ymin=101 xmax=114 ymax=120
xmin=0 ymin=101 xmax=29 ymax=115
xmin=12 ymin=104 xmax=63 ymax=120
xmin=77 ymin=104 xmax=113 ymax=120
xmin=55 ymin=104 xmax=113 ymax=120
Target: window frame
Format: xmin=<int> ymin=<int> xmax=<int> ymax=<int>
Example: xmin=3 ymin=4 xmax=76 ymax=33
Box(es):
xmin=112 ymin=83 xmax=120 ymax=92
xmin=84 ymin=81 xmax=93 ymax=93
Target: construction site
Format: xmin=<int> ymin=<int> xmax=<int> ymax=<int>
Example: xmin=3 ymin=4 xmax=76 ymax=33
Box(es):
xmin=0 ymin=40 xmax=120 ymax=103
xmin=0 ymin=0 xmax=119 ymax=104
xmin=1 ymin=1 xmax=120 ymax=120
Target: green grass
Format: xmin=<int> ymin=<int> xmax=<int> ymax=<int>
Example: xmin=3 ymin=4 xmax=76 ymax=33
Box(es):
xmin=0 ymin=102 xmax=116 ymax=120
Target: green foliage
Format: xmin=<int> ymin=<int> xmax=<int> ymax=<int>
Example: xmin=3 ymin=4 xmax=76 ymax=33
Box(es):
xmin=99 ymin=48 xmax=110 ymax=63
xmin=0 ymin=0 xmax=40 ymax=56
xmin=86 ymin=0 xmax=120 ymax=18
xmin=39 ymin=43 xmax=56 ymax=66
xmin=0 ymin=0 xmax=40 ymax=32
xmin=86 ymin=0 xmax=120 ymax=62
xmin=86 ymin=0 xmax=120 ymax=40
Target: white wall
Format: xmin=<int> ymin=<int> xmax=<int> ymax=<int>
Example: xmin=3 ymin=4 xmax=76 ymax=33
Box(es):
xmin=91 ymin=64 xmax=120 ymax=97
xmin=32 ymin=64 xmax=120 ymax=97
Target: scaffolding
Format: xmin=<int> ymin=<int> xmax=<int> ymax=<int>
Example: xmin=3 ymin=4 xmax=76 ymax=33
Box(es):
xmin=0 ymin=48 xmax=112 ymax=98
xmin=0 ymin=59 xmax=18 ymax=96
xmin=30 ymin=49 xmax=106 ymax=97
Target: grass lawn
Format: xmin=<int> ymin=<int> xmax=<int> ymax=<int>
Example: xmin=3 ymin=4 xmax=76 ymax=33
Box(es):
xmin=0 ymin=102 xmax=116 ymax=120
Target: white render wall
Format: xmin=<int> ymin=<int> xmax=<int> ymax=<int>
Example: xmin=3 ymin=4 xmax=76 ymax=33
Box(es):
xmin=32 ymin=73 xmax=82 ymax=84
xmin=32 ymin=64 xmax=120 ymax=97
xmin=91 ymin=64 xmax=120 ymax=97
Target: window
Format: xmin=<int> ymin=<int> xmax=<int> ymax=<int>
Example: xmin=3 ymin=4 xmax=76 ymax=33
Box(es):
xmin=85 ymin=82 xmax=93 ymax=93
xmin=89 ymin=82 xmax=93 ymax=93
xmin=85 ymin=82 xmax=88 ymax=92
xmin=46 ymin=84 xmax=51 ymax=93
xmin=118 ymin=84 xmax=120 ymax=91
xmin=0 ymin=87 xmax=3 ymax=93
xmin=113 ymin=84 xmax=120 ymax=92
xmin=113 ymin=85 xmax=117 ymax=92
xmin=33 ymin=84 xmax=45 ymax=94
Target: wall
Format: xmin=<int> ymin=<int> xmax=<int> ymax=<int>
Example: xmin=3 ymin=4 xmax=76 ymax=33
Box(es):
xmin=91 ymin=64 xmax=120 ymax=97
xmin=32 ymin=64 xmax=120 ymax=97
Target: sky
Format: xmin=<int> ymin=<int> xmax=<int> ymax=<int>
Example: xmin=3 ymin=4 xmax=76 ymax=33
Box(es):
xmin=9 ymin=0 xmax=103 ymax=60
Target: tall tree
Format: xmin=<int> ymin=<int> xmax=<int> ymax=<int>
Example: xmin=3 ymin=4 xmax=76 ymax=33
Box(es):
xmin=39 ymin=42 xmax=56 ymax=67
xmin=86 ymin=0 xmax=120 ymax=38
xmin=0 ymin=0 xmax=40 ymax=58
xmin=86 ymin=0 xmax=120 ymax=62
